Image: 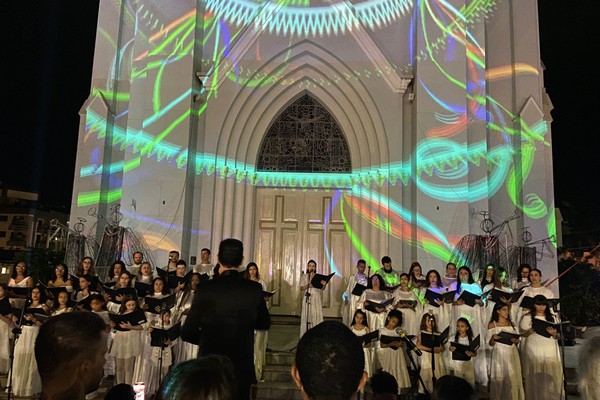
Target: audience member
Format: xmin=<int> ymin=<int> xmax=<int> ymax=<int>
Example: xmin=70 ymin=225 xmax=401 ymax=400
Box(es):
xmin=104 ymin=383 xmax=135 ymax=400
xmin=579 ymin=336 xmax=600 ymax=400
xmin=155 ymin=355 xmax=236 ymax=400
xmin=370 ymin=369 xmax=398 ymax=400
xmin=431 ymin=375 xmax=474 ymax=400
xmin=35 ymin=311 xmax=108 ymax=400
xmin=291 ymin=320 xmax=367 ymax=400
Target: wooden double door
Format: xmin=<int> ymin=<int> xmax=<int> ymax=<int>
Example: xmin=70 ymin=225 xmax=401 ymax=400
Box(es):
xmin=253 ymin=188 xmax=352 ymax=317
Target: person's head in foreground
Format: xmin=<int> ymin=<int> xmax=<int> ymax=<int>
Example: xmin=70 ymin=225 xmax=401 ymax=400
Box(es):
xmin=579 ymin=335 xmax=600 ymax=400
xmin=292 ymin=320 xmax=367 ymax=400
xmin=432 ymin=375 xmax=474 ymax=400
xmin=35 ymin=311 xmax=108 ymax=399
xmin=155 ymin=354 xmax=237 ymax=400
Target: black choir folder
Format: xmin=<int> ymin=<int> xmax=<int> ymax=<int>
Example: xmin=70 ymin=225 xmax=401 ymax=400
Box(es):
xmin=457 ymin=290 xmax=482 ymax=307
xmin=109 ymin=310 xmax=147 ymax=331
xmin=157 ymin=268 xmax=193 ymax=289
xmin=425 ymin=289 xmax=456 ymax=307
xmin=103 ymin=286 xmax=137 ymax=303
xmin=532 ymin=318 xmax=567 ymax=338
xmin=263 ymin=289 xmax=277 ymax=298
xmin=420 ymin=326 xmax=450 ymax=349
xmin=150 ymin=322 xmax=182 ymax=347
xmin=351 ymin=283 xmax=368 ymax=297
xmin=396 ymin=299 xmax=418 ymax=308
xmin=380 ymin=334 xmax=402 ymax=350
xmin=495 ymin=331 xmax=521 ymax=346
xmin=519 ymin=296 xmax=560 ymax=310
xmin=450 ymin=335 xmax=480 ymax=361
xmin=11 ymin=307 xmax=48 ymax=325
xmin=364 ymin=297 xmax=394 ymax=313
xmin=310 ymin=272 xmax=335 ymax=289
xmin=487 ymin=289 xmax=523 ymax=304
xmin=144 ymin=294 xmax=176 ymax=314
xmin=134 ymin=281 xmax=153 ymax=298
xmin=359 ymin=329 xmax=379 ymax=344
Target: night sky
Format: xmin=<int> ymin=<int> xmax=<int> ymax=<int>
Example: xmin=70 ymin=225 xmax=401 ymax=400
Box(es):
xmin=2 ymin=1 xmax=598 ymax=234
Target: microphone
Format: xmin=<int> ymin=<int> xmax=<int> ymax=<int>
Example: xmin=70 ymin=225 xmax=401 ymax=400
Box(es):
xmin=396 ymin=328 xmax=422 ymax=356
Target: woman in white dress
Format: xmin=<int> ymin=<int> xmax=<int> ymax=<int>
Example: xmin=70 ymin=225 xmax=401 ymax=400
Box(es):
xmin=110 ymin=296 xmax=144 ymax=385
xmin=392 ymin=273 xmax=421 ymax=337
xmin=0 ymin=284 xmax=14 ymax=374
xmin=8 ymin=286 xmax=49 ymax=397
xmin=448 ymin=317 xmax=477 ymax=386
xmin=513 ymin=263 xmax=531 ymax=290
xmin=517 ymin=268 xmax=555 ymax=332
xmin=408 ymin=262 xmax=427 ymax=290
xmin=134 ymin=277 xmax=171 ymax=394
xmin=350 ymin=309 xmax=374 ymax=379
xmin=300 ymin=259 xmax=327 ymax=338
xmin=47 ymin=263 xmax=73 ymax=292
xmin=421 ymin=269 xmax=451 ymax=334
xmin=519 ymin=295 xmax=564 ymax=400
xmin=358 ymin=274 xmax=392 ymax=332
xmin=376 ymin=309 xmax=411 ymax=394
xmin=8 ymin=261 xmax=33 ymax=309
xmin=245 ymin=262 xmax=269 ymax=381
xmin=487 ymin=302 xmax=524 ymax=400
xmin=173 ymin=272 xmax=201 ymax=364
xmin=451 ymin=266 xmax=487 ymax=387
xmin=416 ymin=312 xmax=447 ymax=395
xmin=50 ymin=288 xmax=74 ymax=316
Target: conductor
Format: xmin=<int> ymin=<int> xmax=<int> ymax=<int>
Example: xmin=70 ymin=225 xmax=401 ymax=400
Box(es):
xmin=181 ymin=238 xmax=271 ymax=400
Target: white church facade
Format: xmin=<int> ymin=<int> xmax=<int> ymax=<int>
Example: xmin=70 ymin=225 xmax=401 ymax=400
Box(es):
xmin=70 ymin=0 xmax=557 ymax=317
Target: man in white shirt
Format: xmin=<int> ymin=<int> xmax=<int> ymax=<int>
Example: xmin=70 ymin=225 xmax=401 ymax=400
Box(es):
xmin=344 ymin=259 xmax=368 ymax=326
xmin=127 ymin=251 xmax=143 ymax=276
xmin=193 ymin=247 xmax=214 ymax=278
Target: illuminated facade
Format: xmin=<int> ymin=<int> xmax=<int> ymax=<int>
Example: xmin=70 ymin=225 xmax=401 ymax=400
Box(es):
xmin=71 ymin=0 xmax=557 ymax=316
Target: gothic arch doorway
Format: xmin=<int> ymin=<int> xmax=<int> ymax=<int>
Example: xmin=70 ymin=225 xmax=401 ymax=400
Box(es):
xmin=254 ymin=94 xmax=353 ymax=317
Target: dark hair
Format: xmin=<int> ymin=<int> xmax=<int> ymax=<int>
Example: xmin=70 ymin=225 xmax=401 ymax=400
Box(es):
xmin=530 ymin=268 xmax=543 ymax=277
xmin=30 ymin=285 xmax=48 ymax=304
xmin=245 ymin=262 xmax=260 ymax=280
xmin=88 ymin=293 xmax=107 ymax=311
xmin=368 ymin=273 xmax=387 ymax=291
xmin=489 ymin=302 xmax=514 ymax=328
xmin=517 ymin=263 xmax=531 ymax=282
xmin=357 ymin=259 xmax=366 ymax=266
xmin=381 ymin=256 xmax=391 ymax=265
xmin=454 ymin=317 xmax=474 ymax=342
xmin=456 ymin=266 xmax=475 ymax=292
xmin=533 ymin=295 xmax=554 ymax=322
xmin=176 ymin=259 xmax=187 ymax=268
xmin=53 ymin=263 xmax=69 ymax=282
xmin=370 ymin=370 xmax=398 ymax=396
xmin=132 ymin=251 xmax=143 ymax=258
xmin=35 ymin=311 xmax=106 ymax=381
xmin=118 ymin=296 xmax=139 ymax=314
xmin=11 ymin=260 xmax=28 ymax=279
xmin=75 ymin=257 xmax=96 ymax=277
xmin=493 ymin=266 xmax=508 ymax=288
xmin=218 ymin=239 xmax=244 ymax=268
xmin=432 ymin=375 xmax=474 ymax=400
xmin=116 ymin=271 xmax=133 ymax=288
xmin=351 ymin=309 xmax=369 ymax=327
xmin=213 ymin=263 xmax=220 ymax=277
xmin=52 ymin=288 xmax=71 ymax=310
xmin=152 ymin=277 xmax=169 ymax=295
xmin=445 ymin=262 xmax=456 ymax=270
xmin=425 ymin=269 xmax=443 ymax=288
xmin=201 ymin=248 xmax=211 ymax=255
xmin=104 ymin=383 xmax=135 ymax=400
xmin=385 ymin=309 xmax=403 ymax=327
xmin=480 ymin=263 xmax=496 ymax=288
xmin=419 ymin=312 xmax=438 ymax=333
xmin=155 ymin=355 xmax=237 ymax=400
xmin=108 ymin=260 xmax=126 ymax=279
xmin=295 ymin=320 xmax=364 ymax=400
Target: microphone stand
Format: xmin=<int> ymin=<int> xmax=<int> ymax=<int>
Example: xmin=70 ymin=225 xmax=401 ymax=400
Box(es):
xmin=305 ymin=271 xmax=312 ymax=335
xmin=7 ymin=293 xmax=29 ymax=400
xmin=428 ymin=310 xmax=437 ymax=390
xmin=404 ymin=343 xmax=429 ymax=397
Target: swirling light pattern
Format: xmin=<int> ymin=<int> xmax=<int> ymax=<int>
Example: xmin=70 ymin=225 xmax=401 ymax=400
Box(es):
xmin=75 ymin=0 xmax=555 ymax=272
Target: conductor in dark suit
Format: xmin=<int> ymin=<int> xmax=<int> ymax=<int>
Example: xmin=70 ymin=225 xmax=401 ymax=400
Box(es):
xmin=181 ymin=238 xmax=271 ymax=400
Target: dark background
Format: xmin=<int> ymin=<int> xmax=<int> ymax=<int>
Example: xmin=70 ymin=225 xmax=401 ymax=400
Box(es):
xmin=2 ymin=1 xmax=599 ymax=248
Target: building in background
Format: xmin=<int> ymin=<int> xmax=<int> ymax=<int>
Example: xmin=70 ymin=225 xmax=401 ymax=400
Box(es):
xmin=70 ymin=0 xmax=559 ymax=317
